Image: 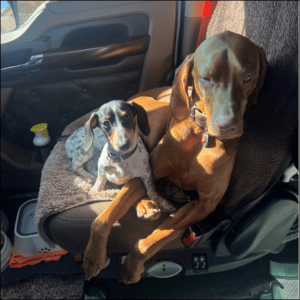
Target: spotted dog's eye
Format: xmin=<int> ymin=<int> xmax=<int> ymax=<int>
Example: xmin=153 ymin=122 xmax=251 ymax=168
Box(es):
xmin=243 ymin=75 xmax=252 ymax=83
xmin=123 ymin=114 xmax=129 ymax=121
xmin=102 ymin=121 xmax=110 ymax=128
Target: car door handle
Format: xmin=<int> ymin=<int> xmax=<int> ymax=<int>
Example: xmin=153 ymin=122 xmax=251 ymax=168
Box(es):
xmin=1 ymin=54 xmax=43 ymax=76
xmin=41 ymin=35 xmax=150 ymax=70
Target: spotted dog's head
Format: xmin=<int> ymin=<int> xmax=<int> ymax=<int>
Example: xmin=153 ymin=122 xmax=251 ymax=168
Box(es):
xmin=83 ymin=100 xmax=150 ymax=153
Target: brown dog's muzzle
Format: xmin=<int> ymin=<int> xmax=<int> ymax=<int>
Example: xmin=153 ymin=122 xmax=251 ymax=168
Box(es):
xmin=193 ymin=81 xmax=246 ymax=139
xmin=208 ymin=99 xmax=244 ymax=139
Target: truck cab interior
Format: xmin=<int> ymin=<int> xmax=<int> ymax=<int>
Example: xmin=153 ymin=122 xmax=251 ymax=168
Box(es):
xmin=1 ymin=1 xmax=298 ymax=299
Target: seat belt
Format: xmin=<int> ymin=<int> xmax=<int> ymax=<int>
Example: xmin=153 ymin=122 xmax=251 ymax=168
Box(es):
xmin=196 ymin=1 xmax=218 ymax=47
xmin=164 ymin=1 xmax=218 ymax=86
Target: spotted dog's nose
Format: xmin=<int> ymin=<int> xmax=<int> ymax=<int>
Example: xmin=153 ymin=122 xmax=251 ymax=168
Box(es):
xmin=118 ymin=141 xmax=130 ymax=151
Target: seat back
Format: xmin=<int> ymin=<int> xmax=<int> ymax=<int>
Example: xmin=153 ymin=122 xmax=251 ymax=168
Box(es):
xmin=205 ymin=1 xmax=298 ymax=218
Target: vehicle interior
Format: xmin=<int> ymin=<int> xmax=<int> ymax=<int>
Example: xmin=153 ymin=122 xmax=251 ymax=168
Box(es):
xmin=1 ymin=1 xmax=298 ymax=299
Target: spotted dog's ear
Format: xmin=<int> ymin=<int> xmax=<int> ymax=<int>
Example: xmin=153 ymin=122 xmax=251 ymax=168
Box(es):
xmin=83 ymin=112 xmax=99 ymax=153
xmin=128 ymin=101 xmax=150 ymax=136
xmin=247 ymin=46 xmax=268 ymax=107
xmin=170 ymin=53 xmax=195 ymax=121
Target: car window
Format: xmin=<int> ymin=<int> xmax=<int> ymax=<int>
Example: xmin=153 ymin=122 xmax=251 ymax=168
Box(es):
xmin=1 ymin=1 xmax=46 ymax=34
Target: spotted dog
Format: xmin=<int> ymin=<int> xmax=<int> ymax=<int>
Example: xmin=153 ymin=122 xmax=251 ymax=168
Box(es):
xmin=66 ymin=100 xmax=176 ymax=219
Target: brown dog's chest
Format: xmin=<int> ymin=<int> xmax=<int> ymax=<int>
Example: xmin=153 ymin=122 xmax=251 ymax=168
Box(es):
xmin=162 ymin=118 xmax=238 ymax=190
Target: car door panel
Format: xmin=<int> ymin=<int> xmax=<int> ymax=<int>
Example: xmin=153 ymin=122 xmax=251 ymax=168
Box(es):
xmin=1 ymin=14 xmax=150 ymax=87
xmin=1 ymin=1 xmax=177 ymax=191
xmin=2 ymin=1 xmax=176 ymax=90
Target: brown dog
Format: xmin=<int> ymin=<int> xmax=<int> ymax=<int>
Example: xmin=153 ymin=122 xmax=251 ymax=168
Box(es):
xmin=82 ymin=30 xmax=268 ymax=283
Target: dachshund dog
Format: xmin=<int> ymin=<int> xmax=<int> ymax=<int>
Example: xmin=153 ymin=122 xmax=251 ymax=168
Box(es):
xmin=85 ymin=100 xmax=176 ymax=217
xmin=82 ymin=30 xmax=268 ymax=283
xmin=66 ymin=100 xmax=175 ymax=218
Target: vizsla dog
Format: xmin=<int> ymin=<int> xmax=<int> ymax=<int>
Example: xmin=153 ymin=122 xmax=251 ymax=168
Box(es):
xmin=83 ymin=30 xmax=268 ymax=283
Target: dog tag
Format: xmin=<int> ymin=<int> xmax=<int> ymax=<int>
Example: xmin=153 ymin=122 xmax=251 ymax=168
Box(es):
xmin=105 ymin=166 xmax=117 ymax=175
xmin=202 ymin=131 xmax=209 ymax=147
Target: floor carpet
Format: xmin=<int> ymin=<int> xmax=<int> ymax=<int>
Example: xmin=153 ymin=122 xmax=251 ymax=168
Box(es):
xmin=1 ymin=274 xmax=84 ymax=300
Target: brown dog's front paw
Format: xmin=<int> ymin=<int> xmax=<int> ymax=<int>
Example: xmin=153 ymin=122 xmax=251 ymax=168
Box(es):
xmin=136 ymin=199 xmax=162 ymax=221
xmin=82 ymin=244 xmax=107 ymax=281
xmin=117 ymin=255 xmax=144 ymax=284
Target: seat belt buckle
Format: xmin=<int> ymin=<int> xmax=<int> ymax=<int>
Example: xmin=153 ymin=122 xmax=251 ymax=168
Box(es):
xmin=181 ymin=223 xmax=204 ymax=248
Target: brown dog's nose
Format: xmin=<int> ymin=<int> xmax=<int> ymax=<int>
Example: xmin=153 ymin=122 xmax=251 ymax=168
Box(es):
xmin=215 ymin=115 xmax=237 ymax=134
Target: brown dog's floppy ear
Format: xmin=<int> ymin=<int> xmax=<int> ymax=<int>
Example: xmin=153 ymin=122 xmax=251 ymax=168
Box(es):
xmin=83 ymin=112 xmax=99 ymax=153
xmin=170 ymin=53 xmax=195 ymax=121
xmin=128 ymin=101 xmax=150 ymax=136
xmin=247 ymin=46 xmax=268 ymax=107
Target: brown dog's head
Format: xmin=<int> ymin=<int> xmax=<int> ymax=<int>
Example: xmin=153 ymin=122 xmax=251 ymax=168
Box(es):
xmin=83 ymin=100 xmax=150 ymax=153
xmin=170 ymin=30 xmax=268 ymax=139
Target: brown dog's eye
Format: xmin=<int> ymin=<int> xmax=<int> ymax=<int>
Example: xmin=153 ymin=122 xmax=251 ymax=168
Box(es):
xmin=243 ymin=75 xmax=252 ymax=83
xmin=200 ymin=77 xmax=211 ymax=84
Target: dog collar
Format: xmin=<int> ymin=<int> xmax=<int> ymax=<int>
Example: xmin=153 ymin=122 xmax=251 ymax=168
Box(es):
xmin=190 ymin=105 xmax=209 ymax=147
xmin=107 ymin=144 xmax=138 ymax=163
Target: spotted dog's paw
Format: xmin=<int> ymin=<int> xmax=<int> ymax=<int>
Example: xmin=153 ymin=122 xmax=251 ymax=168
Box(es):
xmin=88 ymin=187 xmax=100 ymax=198
xmin=85 ymin=177 xmax=95 ymax=185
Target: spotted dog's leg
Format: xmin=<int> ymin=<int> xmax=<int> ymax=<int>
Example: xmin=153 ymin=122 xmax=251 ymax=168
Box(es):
xmin=72 ymin=156 xmax=96 ymax=184
xmin=88 ymin=166 xmax=107 ymax=197
xmin=137 ymin=175 xmax=176 ymax=220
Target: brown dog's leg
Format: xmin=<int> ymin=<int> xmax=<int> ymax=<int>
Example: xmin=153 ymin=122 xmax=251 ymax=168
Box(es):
xmin=118 ymin=193 xmax=222 ymax=284
xmin=83 ymin=177 xmax=147 ymax=280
